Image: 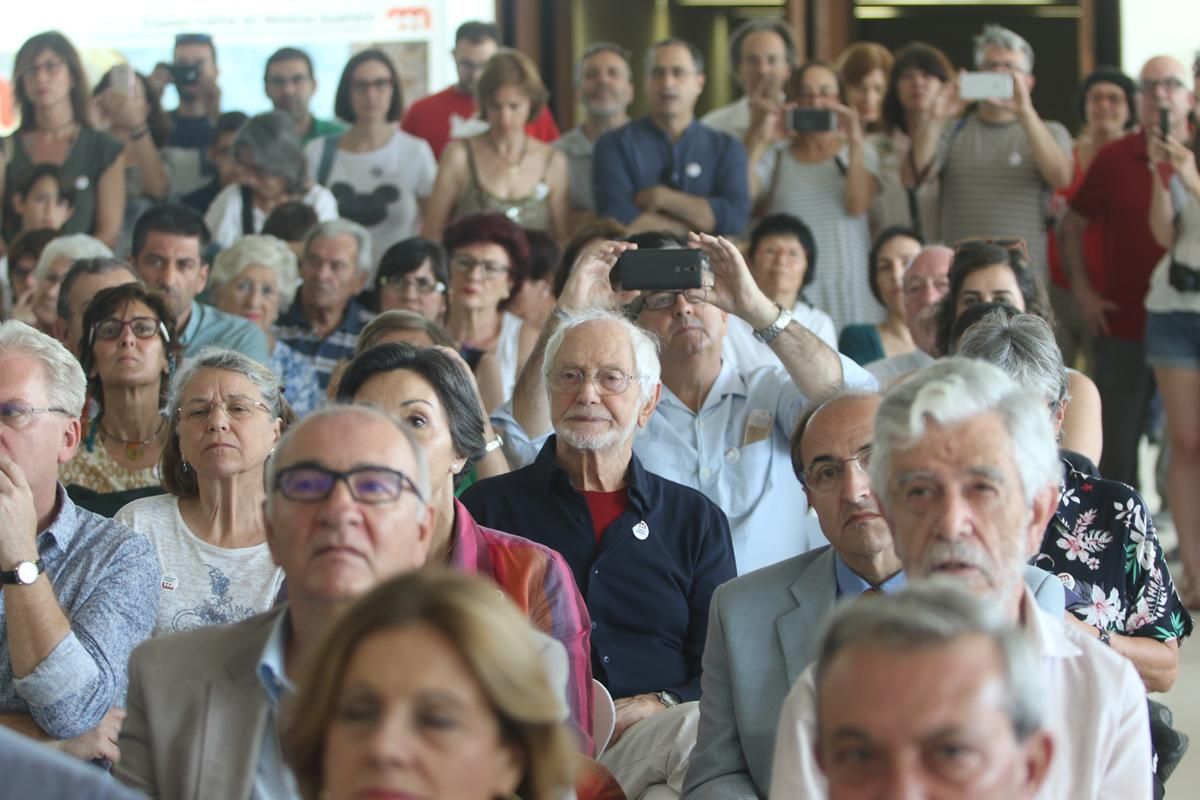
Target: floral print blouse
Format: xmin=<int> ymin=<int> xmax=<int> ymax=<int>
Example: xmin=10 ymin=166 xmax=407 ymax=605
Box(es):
xmin=1036 ymin=458 xmax=1193 ymax=642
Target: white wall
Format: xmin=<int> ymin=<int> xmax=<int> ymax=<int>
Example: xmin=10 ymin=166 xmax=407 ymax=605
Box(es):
xmin=1120 ymin=0 xmax=1199 ymax=75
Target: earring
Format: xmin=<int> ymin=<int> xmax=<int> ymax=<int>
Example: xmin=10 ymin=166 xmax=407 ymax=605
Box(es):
xmin=181 ymin=460 xmax=190 ymax=474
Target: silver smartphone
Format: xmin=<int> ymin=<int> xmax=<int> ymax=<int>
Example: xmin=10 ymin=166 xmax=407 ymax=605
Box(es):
xmin=959 ymin=71 xmax=1014 ymax=101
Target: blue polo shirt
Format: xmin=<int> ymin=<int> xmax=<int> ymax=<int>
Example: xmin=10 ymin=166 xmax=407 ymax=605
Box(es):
xmin=593 ymin=117 xmax=750 ymax=235
xmin=461 ymin=436 xmax=735 ymax=702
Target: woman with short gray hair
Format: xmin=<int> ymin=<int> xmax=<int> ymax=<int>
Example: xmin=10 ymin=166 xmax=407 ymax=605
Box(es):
xmin=116 ymin=347 xmax=294 ymax=635
xmin=204 ymin=111 xmax=339 ymax=248
xmin=211 ymin=234 xmax=321 ymax=417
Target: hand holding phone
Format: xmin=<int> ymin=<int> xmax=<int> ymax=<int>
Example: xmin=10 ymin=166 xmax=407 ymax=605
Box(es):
xmin=959 ymin=71 xmax=1014 ymax=101
xmin=110 ymin=64 xmax=134 ymax=97
xmin=616 ymin=249 xmax=710 ymax=291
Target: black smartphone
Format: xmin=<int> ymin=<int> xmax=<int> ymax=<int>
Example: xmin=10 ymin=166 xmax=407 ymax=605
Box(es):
xmin=617 ymin=249 xmax=709 ymax=291
xmin=1159 ymin=107 xmax=1170 ymax=140
xmin=169 ymin=63 xmax=200 ymax=87
xmin=788 ymin=108 xmax=837 ymax=133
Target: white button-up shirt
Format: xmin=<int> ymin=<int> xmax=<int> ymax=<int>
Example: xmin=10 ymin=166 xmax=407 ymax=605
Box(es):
xmin=494 ymin=356 xmax=875 ymax=575
xmin=768 ymin=587 xmax=1153 ymax=800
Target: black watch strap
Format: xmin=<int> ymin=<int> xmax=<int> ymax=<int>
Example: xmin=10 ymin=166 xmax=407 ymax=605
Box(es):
xmin=1 ymin=559 xmax=45 ymax=585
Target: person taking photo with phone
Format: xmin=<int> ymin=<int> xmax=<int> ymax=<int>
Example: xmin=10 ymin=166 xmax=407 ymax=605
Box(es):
xmin=149 ymin=33 xmax=221 ymax=198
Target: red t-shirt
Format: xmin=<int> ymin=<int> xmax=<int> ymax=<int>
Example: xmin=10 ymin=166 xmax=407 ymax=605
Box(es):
xmin=1069 ymin=132 xmax=1167 ymax=341
xmin=1047 ymin=152 xmax=1107 ymax=293
xmin=401 ymin=85 xmax=560 ymax=160
xmin=582 ymin=488 xmax=630 ymax=543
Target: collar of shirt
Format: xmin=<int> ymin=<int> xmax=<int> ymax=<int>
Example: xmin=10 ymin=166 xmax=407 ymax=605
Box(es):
xmin=532 ymin=435 xmax=652 ymax=515
xmin=279 ymin=293 xmax=368 ymax=336
xmin=657 ymin=360 xmax=746 ymax=416
xmin=449 ymin=497 xmax=487 ymax=573
xmin=178 ymin=301 xmax=202 ymax=346
xmin=38 ymin=484 xmax=79 ymax=553
xmin=255 ymin=609 xmax=296 ymax=710
xmin=833 ymin=551 xmax=906 ymax=597
xmin=1021 ymin=586 xmax=1083 ymax=660
xmin=638 ymin=115 xmax=701 ymax=146
xmin=557 ymin=127 xmax=594 ymax=157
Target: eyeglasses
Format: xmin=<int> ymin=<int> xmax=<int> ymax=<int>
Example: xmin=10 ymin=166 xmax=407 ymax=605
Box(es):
xmin=380 ymin=275 xmax=445 ymax=295
xmin=953 ymin=237 xmax=1028 ymax=259
xmin=352 ymin=78 xmax=393 ymax=94
xmin=0 ymin=403 xmax=73 ymax=430
xmin=91 ymin=317 xmax=168 ymax=343
xmin=267 ymin=74 xmax=311 ymax=89
xmin=450 ymin=255 xmax=510 ymax=278
xmin=547 ymin=367 xmax=640 ymax=396
xmin=273 ymin=464 xmax=424 ymax=505
xmin=1139 ymin=77 xmax=1187 ymax=94
xmin=178 ymin=397 xmax=272 ymax=423
xmin=800 ymin=447 xmax=873 ymax=492
xmin=641 ymin=288 xmax=710 ymax=312
xmin=24 ymin=59 xmax=65 ymax=80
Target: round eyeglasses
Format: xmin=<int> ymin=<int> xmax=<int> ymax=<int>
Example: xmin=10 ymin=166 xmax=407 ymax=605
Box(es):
xmin=547 ymin=367 xmax=639 ymax=396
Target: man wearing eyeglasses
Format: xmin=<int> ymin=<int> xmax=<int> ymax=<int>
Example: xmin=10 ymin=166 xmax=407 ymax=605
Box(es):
xmin=264 ymin=47 xmax=344 ymax=144
xmin=116 ymin=404 xmax=434 ymax=799
xmin=401 ymin=21 xmax=560 ymax=160
xmin=0 ymin=321 xmax=160 ymax=761
xmin=903 ymin=24 xmax=1072 ymax=286
xmin=1060 ymin=55 xmax=1197 ymax=489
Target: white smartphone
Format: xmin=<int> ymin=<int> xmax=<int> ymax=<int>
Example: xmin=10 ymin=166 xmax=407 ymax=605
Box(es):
xmin=110 ymin=63 xmax=135 ymax=96
xmin=959 ymin=71 xmax=1014 ymax=101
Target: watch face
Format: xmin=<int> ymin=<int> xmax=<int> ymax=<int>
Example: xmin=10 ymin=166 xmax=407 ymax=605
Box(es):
xmin=14 ymin=562 xmax=39 ymax=584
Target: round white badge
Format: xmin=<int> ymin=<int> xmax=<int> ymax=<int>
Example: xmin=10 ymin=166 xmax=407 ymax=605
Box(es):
xmin=74 ymin=174 xmax=90 ymax=191
xmin=1007 ymin=151 xmax=1022 ymax=167
xmin=685 ymin=162 xmax=702 ymax=179
xmin=633 ymin=520 xmax=650 ymax=540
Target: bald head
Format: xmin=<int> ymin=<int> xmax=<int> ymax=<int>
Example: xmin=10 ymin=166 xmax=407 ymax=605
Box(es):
xmin=903 ymin=245 xmax=954 ymax=355
xmin=1139 ymin=55 xmax=1194 ymax=139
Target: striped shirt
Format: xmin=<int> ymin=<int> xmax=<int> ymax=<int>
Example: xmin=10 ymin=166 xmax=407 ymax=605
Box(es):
xmin=936 ymin=114 xmax=1072 ymax=282
xmin=761 ymin=142 xmax=884 ymax=332
xmin=274 ymin=297 xmax=374 ymax=390
xmin=449 ymin=499 xmax=595 ymax=754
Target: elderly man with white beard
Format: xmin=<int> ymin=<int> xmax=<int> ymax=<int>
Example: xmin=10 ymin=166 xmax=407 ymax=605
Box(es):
xmin=461 ymin=246 xmax=736 ymax=797
xmin=768 ymin=357 xmax=1152 ymax=800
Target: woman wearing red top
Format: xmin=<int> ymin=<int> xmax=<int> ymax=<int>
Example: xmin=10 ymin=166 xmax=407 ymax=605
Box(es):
xmin=1047 ymin=68 xmax=1137 ymax=369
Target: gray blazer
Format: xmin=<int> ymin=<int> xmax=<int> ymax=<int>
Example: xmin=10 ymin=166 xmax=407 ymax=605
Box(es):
xmin=114 ymin=608 xmax=284 ymax=800
xmin=682 ymin=546 xmax=837 ymax=800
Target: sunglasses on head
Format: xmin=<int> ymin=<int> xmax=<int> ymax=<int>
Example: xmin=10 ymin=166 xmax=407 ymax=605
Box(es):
xmin=952 ymin=237 xmax=1029 ymax=259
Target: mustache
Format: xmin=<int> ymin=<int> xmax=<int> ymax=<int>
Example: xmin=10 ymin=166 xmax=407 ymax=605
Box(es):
xmin=919 ymin=540 xmax=991 ymax=573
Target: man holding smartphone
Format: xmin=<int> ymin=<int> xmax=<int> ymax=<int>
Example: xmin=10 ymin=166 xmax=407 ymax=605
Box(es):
xmin=152 ymin=34 xmax=222 ymax=197
xmin=903 ymin=24 xmax=1071 ymax=286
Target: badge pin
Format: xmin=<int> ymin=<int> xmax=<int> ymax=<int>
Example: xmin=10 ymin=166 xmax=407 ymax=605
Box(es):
xmin=161 ymin=575 xmax=179 ymax=592
xmin=74 ymin=175 xmax=90 ymax=191
xmin=685 ymin=162 xmax=702 ymax=179
xmin=633 ymin=520 xmax=650 ymax=540
xmin=1007 ymin=151 xmax=1022 ymax=167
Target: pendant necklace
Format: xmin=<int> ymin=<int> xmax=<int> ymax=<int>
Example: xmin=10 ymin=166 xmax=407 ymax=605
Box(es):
xmin=101 ymin=417 xmax=166 ymax=462
xmin=488 ymin=131 xmax=528 ymax=177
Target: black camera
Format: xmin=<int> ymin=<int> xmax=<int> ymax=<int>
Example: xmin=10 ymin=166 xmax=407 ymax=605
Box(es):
xmin=1169 ymin=257 xmax=1200 ymax=293
xmin=169 ymin=63 xmax=201 ymax=87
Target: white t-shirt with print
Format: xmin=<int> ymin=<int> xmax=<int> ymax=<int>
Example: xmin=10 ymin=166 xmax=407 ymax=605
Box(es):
xmin=205 ymin=182 xmax=339 ymax=249
xmin=305 ymin=130 xmax=437 ymax=269
xmin=116 ymin=494 xmax=285 ymax=636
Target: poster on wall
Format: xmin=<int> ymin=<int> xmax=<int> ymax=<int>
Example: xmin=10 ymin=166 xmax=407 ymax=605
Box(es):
xmin=0 ymin=0 xmax=491 ymax=133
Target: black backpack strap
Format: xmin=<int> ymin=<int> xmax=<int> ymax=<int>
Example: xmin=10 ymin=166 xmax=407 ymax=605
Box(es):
xmin=316 ymin=134 xmax=342 ymax=186
xmin=240 ymin=184 xmax=255 ymax=234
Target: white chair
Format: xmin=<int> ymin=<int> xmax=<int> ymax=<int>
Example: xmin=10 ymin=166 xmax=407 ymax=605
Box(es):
xmin=592 ymin=678 xmax=617 ymax=757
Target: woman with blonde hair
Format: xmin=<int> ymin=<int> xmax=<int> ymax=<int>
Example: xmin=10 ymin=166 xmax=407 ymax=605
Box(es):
xmin=423 ymin=49 xmax=568 ymax=242
xmin=283 ymin=569 xmax=577 ymax=800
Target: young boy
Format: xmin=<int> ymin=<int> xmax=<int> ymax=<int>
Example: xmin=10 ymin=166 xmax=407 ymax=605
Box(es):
xmin=10 ymin=163 xmax=75 ymax=233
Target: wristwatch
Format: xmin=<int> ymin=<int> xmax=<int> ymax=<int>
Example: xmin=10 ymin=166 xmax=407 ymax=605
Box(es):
xmin=753 ymin=304 xmax=793 ymax=344
xmin=656 ymin=690 xmax=680 ymax=708
xmin=1098 ymin=628 xmax=1112 ymax=647
xmin=1 ymin=559 xmax=44 ymax=586
xmin=484 ymin=434 xmax=505 ymax=454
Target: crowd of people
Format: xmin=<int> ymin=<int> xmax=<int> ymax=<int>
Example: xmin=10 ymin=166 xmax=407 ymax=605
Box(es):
xmin=0 ymin=15 xmax=1197 ymax=800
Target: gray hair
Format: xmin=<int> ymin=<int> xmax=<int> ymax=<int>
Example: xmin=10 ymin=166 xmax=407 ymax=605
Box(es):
xmin=645 ymin=37 xmax=705 ymax=76
xmin=233 ymin=111 xmax=308 ymax=196
xmin=542 ymin=308 xmax=661 ymax=405
xmin=728 ymin=19 xmax=798 ymax=74
xmin=0 ymin=320 xmax=86 ymax=416
xmin=974 ymin=23 xmax=1034 ymax=72
xmin=355 ymin=310 xmax=456 ymax=354
xmin=210 ymin=234 xmax=300 ymax=312
xmin=303 ymin=218 xmax=373 ymax=276
xmin=814 ymin=578 xmax=1044 ymax=741
xmin=574 ymin=42 xmax=632 ymax=87
xmin=169 ymin=347 xmax=286 ymax=420
xmin=956 ymin=311 xmax=1069 ymax=411
xmin=35 ymin=234 xmax=113 ymax=280
xmin=265 ymin=403 xmax=430 ymax=513
xmin=869 ymin=357 xmax=1060 ymax=509
xmin=55 ymin=257 xmax=138 ymax=322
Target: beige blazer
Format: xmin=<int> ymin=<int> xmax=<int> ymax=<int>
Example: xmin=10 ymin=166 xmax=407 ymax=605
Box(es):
xmin=114 ymin=608 xmax=285 ymax=800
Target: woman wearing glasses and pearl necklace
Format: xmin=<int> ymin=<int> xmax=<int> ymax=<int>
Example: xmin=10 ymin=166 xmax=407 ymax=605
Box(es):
xmin=115 ymin=348 xmax=293 ymax=635
xmin=61 ymin=283 xmax=176 ymax=498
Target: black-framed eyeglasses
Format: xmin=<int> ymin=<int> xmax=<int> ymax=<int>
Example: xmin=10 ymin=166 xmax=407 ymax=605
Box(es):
xmin=547 ymin=367 xmax=640 ymax=396
xmin=91 ymin=317 xmax=169 ymax=344
xmin=0 ymin=403 xmax=73 ymax=430
xmin=273 ymin=463 xmax=424 ymax=505
xmin=380 ymin=274 xmax=445 ymax=295
xmin=800 ymin=447 xmax=873 ymax=492
xmin=641 ymin=288 xmax=710 ymax=312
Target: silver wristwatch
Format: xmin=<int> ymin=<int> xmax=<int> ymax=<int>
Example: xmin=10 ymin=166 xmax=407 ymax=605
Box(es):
xmin=753 ymin=304 xmax=793 ymax=343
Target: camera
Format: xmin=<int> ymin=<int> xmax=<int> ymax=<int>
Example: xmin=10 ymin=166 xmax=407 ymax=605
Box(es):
xmin=169 ymin=63 xmax=201 ymax=87
xmin=1169 ymin=257 xmax=1200 ymax=293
